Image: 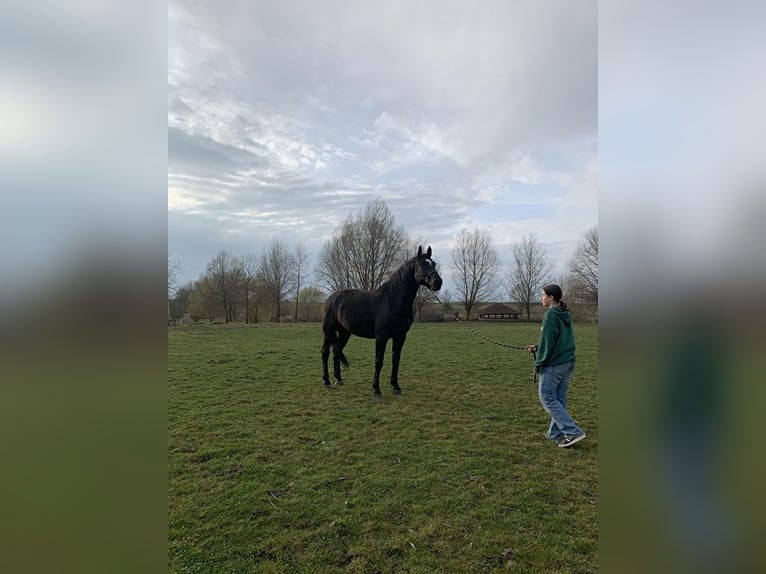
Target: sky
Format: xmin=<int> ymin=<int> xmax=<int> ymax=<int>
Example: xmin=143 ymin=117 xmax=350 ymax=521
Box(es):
xmin=168 ymin=0 xmax=597 ymax=295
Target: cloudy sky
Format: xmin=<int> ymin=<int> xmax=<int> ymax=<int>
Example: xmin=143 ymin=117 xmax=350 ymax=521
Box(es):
xmin=168 ymin=0 xmax=597 ymax=292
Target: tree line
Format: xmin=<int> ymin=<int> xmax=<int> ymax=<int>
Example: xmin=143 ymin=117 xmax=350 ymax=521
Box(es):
xmin=450 ymin=226 xmax=597 ymax=322
xmin=168 ymin=243 xmax=319 ymax=324
xmin=168 ymin=198 xmax=598 ymax=323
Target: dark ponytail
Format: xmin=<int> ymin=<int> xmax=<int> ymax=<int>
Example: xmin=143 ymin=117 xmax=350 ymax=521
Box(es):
xmin=543 ymin=284 xmax=569 ymax=313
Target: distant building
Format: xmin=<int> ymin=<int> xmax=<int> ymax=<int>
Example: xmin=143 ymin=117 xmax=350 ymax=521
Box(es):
xmin=476 ymin=303 xmax=520 ymax=321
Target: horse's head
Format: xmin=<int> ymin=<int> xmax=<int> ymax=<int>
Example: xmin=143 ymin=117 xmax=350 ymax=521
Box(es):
xmin=415 ymin=245 xmax=442 ymax=291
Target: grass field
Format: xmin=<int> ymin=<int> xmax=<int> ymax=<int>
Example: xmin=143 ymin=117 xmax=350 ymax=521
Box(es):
xmin=168 ymin=321 xmax=598 ymax=573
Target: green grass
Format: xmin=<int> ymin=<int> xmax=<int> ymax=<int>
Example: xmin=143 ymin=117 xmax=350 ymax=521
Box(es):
xmin=169 ymin=321 xmax=598 ymax=573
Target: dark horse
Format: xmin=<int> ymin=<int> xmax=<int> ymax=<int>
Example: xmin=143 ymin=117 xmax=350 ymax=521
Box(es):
xmin=321 ymin=245 xmax=442 ymax=397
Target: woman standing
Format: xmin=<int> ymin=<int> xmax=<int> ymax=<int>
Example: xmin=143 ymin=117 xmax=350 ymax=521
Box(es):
xmin=526 ymin=284 xmax=586 ymax=448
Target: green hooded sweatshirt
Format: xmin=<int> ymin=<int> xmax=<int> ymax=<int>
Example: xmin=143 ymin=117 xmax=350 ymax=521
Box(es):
xmin=534 ymin=305 xmax=576 ymax=372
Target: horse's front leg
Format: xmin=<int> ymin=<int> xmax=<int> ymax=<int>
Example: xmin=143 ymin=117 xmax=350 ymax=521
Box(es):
xmin=372 ymin=337 xmax=388 ymax=397
xmin=390 ymin=334 xmax=407 ymax=394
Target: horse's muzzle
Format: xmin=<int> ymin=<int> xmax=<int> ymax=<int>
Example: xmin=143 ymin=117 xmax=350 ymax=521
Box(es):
xmin=429 ymin=274 xmax=443 ymax=291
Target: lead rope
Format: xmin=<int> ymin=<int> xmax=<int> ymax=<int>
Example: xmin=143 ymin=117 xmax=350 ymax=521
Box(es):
xmin=431 ymin=294 xmax=538 ymax=384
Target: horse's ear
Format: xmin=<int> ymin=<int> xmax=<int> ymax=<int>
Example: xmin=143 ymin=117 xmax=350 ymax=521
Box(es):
xmin=417 ymin=245 xmax=423 ymax=257
xmin=426 ymin=246 xmax=432 ymax=258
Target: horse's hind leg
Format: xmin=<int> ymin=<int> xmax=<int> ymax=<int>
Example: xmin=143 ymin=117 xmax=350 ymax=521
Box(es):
xmin=333 ymin=329 xmax=351 ymax=384
xmin=321 ymin=333 xmax=333 ymax=387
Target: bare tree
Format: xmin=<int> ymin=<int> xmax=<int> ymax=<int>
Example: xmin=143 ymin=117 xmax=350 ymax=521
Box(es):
xmin=169 ymin=281 xmax=194 ymax=319
xmin=509 ymin=233 xmax=554 ymax=321
xmin=316 ymin=219 xmax=354 ymax=293
xmin=558 ymin=272 xmax=589 ymax=322
xmin=259 ymin=239 xmax=297 ymax=323
xmin=168 ymin=253 xmax=183 ymax=294
xmin=240 ymin=254 xmax=260 ymax=324
xmin=200 ymin=250 xmax=243 ymax=323
xmin=439 ymin=288 xmax=455 ymax=315
xmin=452 ymin=227 xmax=499 ymax=319
xmin=293 ymin=244 xmax=310 ymax=322
xmin=168 ymin=253 xmax=182 ymax=320
xmin=189 ymin=277 xmax=218 ymax=322
xmin=298 ymin=285 xmax=325 ymax=322
xmin=316 ymin=198 xmax=409 ymax=291
xmin=568 ymin=226 xmax=598 ymax=305
xmin=251 ymin=274 xmax=272 ymax=323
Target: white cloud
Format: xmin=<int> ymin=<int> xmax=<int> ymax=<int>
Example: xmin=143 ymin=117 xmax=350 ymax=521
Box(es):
xmin=168 ymin=0 xmax=597 ymax=288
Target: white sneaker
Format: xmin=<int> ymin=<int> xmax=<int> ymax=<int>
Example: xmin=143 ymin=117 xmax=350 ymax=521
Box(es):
xmin=559 ymin=433 xmax=586 ymax=448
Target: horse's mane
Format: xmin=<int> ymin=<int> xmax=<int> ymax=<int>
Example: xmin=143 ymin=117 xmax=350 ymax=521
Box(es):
xmin=376 ymin=257 xmax=417 ymax=296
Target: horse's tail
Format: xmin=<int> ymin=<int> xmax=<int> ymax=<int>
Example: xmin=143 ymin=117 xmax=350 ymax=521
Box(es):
xmin=321 ymin=337 xmax=350 ymax=369
xmin=334 ymin=346 xmax=349 ymax=368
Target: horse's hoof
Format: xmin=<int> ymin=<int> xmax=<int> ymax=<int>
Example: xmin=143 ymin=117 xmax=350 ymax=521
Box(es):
xmin=392 ymin=389 xmax=402 ymax=395
xmin=335 ymin=380 xmax=344 ymax=386
xmin=323 ymin=382 xmax=332 ymax=388
xmin=372 ymin=392 xmax=382 ymax=400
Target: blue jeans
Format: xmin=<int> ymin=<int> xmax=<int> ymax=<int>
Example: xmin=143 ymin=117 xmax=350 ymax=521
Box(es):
xmin=538 ymin=361 xmax=583 ymax=439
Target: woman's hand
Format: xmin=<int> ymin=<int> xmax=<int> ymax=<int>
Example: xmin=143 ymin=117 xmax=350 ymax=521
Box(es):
xmin=525 ymin=345 xmax=537 ymax=353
